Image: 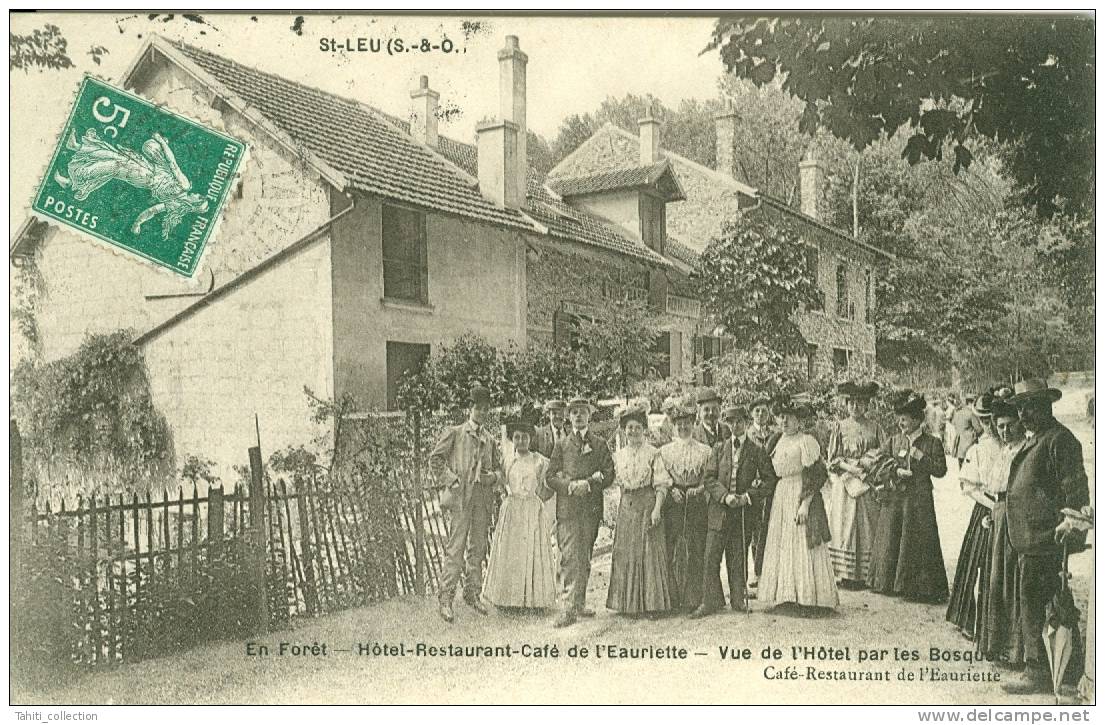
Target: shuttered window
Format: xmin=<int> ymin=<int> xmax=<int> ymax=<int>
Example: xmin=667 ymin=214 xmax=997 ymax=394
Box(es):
xmin=382 ymin=204 xmax=428 ymax=304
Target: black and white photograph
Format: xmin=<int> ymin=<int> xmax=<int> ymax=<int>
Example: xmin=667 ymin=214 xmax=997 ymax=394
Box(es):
xmin=7 ymin=10 xmax=1097 ymax=711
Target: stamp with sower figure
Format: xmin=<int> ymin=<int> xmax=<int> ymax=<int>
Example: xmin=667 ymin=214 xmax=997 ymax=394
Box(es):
xmin=31 ymin=75 xmax=246 ymax=277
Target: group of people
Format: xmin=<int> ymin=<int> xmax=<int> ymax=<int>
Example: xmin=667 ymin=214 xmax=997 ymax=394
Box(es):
xmin=428 ymin=377 xmax=1089 ymax=697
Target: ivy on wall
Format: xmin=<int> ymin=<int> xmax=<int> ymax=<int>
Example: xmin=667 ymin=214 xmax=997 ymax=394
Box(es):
xmin=11 ymin=330 xmax=175 ymax=495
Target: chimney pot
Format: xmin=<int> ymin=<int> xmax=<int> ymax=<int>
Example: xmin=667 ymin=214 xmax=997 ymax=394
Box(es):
xmin=410 ymin=75 xmax=440 ymax=148
xmin=799 ymin=151 xmax=824 ymax=220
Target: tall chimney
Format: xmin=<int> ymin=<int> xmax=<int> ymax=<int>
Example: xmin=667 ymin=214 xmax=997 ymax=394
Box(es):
xmin=477 ymin=120 xmax=521 ymax=209
xmin=639 ymin=112 xmax=660 ymax=165
xmin=410 ymin=75 xmax=439 ymax=148
xmin=498 ymin=35 xmax=528 ymax=199
xmin=714 ymin=100 xmax=738 ymax=177
xmin=799 ymin=150 xmax=824 ymax=220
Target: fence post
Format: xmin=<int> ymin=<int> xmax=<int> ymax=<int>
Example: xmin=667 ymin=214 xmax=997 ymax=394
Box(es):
xmin=247 ymin=446 xmax=269 ymax=634
xmin=412 ymin=409 xmax=426 ymax=597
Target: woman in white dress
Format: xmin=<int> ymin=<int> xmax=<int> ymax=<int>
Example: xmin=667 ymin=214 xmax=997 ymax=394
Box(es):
xmin=759 ymin=400 xmax=839 ymax=611
xmin=482 ymin=421 xmax=557 ymax=610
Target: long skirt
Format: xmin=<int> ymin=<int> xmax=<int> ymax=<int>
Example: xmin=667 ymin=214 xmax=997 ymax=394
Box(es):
xmin=759 ymin=476 xmax=839 ymax=609
xmin=606 ymin=487 xmax=674 ymax=614
xmin=946 ymin=502 xmax=992 ymax=638
xmin=826 ymin=472 xmax=876 ymax=583
xmin=980 ymin=501 xmax=1024 ymax=664
xmin=867 ymin=486 xmax=948 ymax=602
xmin=665 ymin=492 xmax=708 ymax=610
xmin=482 ymin=494 xmax=557 ymax=608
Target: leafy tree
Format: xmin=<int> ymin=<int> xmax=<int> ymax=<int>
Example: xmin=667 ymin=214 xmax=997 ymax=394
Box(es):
xmin=694 ymin=212 xmax=821 ymax=350
xmin=708 ymin=15 xmax=1094 ymax=218
xmin=574 ymin=294 xmax=664 ymax=398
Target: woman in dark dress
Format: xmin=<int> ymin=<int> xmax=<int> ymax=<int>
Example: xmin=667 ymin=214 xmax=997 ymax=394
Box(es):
xmin=867 ymin=390 xmax=949 ymax=603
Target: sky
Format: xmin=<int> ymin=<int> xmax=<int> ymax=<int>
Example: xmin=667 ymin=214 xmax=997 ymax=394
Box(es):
xmin=9 ymin=12 xmax=726 ymax=225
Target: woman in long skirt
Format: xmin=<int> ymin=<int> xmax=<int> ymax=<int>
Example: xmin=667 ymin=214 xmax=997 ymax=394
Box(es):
xmin=826 ymin=381 xmax=887 ymax=587
xmin=759 ymin=400 xmax=839 ymax=611
xmin=482 ymin=421 xmax=557 ymax=610
xmin=946 ymin=394 xmax=999 ymax=638
xmin=980 ymin=399 xmax=1026 ymax=666
xmin=867 ymin=390 xmax=949 ymax=603
xmin=606 ymin=404 xmax=674 ymax=615
xmin=659 ymin=399 xmax=713 ymax=612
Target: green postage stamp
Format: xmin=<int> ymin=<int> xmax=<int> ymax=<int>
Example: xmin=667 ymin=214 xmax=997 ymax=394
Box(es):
xmin=31 ymin=75 xmax=246 ymax=277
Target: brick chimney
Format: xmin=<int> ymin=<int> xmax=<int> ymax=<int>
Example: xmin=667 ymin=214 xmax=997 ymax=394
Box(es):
xmin=639 ymin=111 xmax=660 ymax=165
xmin=799 ymin=150 xmax=824 ymax=220
xmin=477 ymin=120 xmax=522 ymax=208
xmin=714 ymin=100 xmax=738 ymax=178
xmin=409 ymin=75 xmax=439 ymax=148
xmin=498 ymin=35 xmax=528 ymax=199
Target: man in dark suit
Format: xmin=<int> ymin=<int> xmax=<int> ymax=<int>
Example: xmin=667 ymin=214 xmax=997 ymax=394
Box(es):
xmin=534 ymin=399 xmax=570 ymax=459
xmin=547 ymin=397 xmax=615 ymax=627
xmin=693 ymin=387 xmax=731 ymax=447
xmin=1001 ymin=378 xmax=1090 ymax=695
xmin=692 ymin=405 xmax=778 ymax=617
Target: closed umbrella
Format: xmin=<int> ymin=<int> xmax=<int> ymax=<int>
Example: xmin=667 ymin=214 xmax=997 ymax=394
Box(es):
xmin=1043 ymin=546 xmax=1080 ymax=705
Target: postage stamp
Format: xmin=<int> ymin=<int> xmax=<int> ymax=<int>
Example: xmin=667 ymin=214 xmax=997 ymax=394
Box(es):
xmin=30 ymin=75 xmax=246 ymax=277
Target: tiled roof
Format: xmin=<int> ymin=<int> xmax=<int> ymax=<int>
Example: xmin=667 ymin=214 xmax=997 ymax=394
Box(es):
xmin=665 ymin=236 xmax=700 ymax=268
xmin=546 ymin=161 xmax=685 ymax=201
xmin=167 ymin=40 xmax=670 ymax=268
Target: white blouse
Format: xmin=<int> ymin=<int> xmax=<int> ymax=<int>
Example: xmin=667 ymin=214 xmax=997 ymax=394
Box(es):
xmin=613 ymin=442 xmax=671 ymax=491
xmin=658 ymin=437 xmax=712 ymax=487
xmin=772 ymin=433 xmax=820 ymax=479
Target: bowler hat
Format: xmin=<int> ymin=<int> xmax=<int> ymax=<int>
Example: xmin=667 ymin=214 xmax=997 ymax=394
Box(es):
xmin=469 ymin=385 xmax=491 ymax=406
xmin=505 ymin=419 xmax=537 ymax=439
xmin=696 ymin=387 xmax=722 ymax=405
xmin=543 ymin=399 xmax=568 ymax=412
xmin=720 ymin=405 xmax=750 ymax=423
xmin=1010 ymin=378 xmax=1062 ymax=404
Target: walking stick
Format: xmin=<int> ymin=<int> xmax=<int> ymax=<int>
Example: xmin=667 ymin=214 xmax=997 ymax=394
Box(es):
xmin=740 ymin=504 xmax=749 ymax=613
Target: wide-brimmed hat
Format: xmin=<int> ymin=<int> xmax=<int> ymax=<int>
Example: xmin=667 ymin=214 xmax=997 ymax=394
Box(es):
xmin=892 ymin=389 xmax=927 ymax=418
xmin=838 ymin=381 xmax=880 ymax=400
xmin=469 ymin=385 xmax=491 ymax=406
xmin=670 ymin=399 xmax=698 ymax=422
xmin=720 ymin=405 xmax=750 ymax=423
xmin=973 ymin=393 xmax=995 ymax=418
xmin=567 ymin=396 xmax=597 ymax=412
xmin=1010 ymin=378 xmax=1062 ymax=404
xmin=775 ymin=395 xmax=814 ymax=419
xmin=617 ymin=403 xmax=649 ymax=429
xmin=695 ymin=387 xmax=722 ymax=405
xmin=990 ymin=400 xmax=1018 ymax=419
xmin=505 ymin=419 xmax=537 ymax=439
xmin=990 ymin=385 xmax=1015 ymax=401
xmin=543 ymin=399 xmax=568 ymax=412
xmin=749 ymin=396 xmax=772 ymax=410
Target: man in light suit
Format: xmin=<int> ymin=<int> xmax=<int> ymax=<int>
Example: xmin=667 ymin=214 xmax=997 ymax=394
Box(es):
xmin=547 ymin=397 xmax=615 ymax=628
xmin=428 ymin=385 xmax=501 ymax=623
xmin=693 ymin=405 xmax=777 ymax=617
xmin=693 ymin=387 xmax=731 ymax=447
xmin=1001 ymin=378 xmax=1090 ymax=695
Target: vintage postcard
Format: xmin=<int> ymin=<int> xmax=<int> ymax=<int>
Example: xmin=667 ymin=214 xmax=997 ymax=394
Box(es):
xmin=8 ymin=11 xmax=1096 ymax=710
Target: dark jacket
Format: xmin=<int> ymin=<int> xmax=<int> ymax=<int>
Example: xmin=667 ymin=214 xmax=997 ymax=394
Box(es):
xmin=1006 ymin=418 xmax=1089 ymax=553
xmin=703 ymin=436 xmax=777 ymax=530
xmin=547 ymin=429 xmax=616 ymax=525
xmin=693 ymin=421 xmax=731 ymax=449
xmin=888 ymin=430 xmax=947 ymax=492
xmin=534 ymin=423 xmax=569 ymax=460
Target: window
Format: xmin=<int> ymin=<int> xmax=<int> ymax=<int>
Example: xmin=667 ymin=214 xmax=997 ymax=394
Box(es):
xmin=695 ymin=335 xmax=724 ymax=386
xmin=836 ymin=264 xmax=849 ymax=319
xmin=807 ymin=343 xmax=819 ymax=380
xmin=832 ymin=347 xmax=851 ymax=373
xmin=382 ymin=204 xmax=428 ymax=304
xmin=650 ymin=332 xmax=672 ymax=379
xmin=805 ymin=245 xmax=823 ymax=311
xmin=386 ymin=341 xmax=431 ymax=411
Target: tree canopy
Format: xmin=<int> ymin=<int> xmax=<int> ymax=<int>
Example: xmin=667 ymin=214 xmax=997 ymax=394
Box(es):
xmin=707 ymin=15 xmax=1095 ymax=218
